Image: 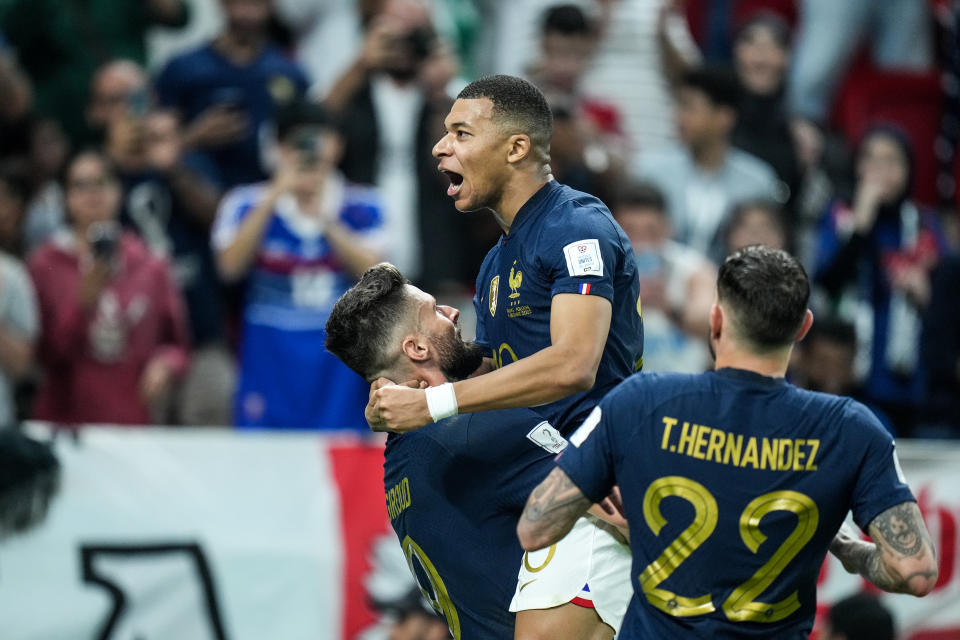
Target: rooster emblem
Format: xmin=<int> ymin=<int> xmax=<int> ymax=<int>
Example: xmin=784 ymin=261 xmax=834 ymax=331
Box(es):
xmin=509 ymin=265 xmax=523 ymax=299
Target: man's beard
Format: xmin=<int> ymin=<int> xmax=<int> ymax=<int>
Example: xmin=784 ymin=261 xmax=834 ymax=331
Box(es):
xmin=431 ymin=330 xmax=486 ymax=382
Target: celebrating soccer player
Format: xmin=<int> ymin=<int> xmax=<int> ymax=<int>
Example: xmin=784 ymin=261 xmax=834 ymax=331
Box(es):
xmin=518 ymin=245 xmax=938 ymax=638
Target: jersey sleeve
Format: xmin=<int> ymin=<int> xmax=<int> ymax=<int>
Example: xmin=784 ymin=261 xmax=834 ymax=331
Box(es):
xmin=555 ymin=403 xmax=617 ymax=503
xmin=536 ymin=208 xmax=625 ymax=303
xmin=210 ymin=186 xmax=259 ymax=251
xmin=847 ymin=402 xmax=916 ymax=531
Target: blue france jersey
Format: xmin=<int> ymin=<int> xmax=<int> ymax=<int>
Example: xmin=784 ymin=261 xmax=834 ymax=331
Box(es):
xmin=384 ymin=408 xmax=561 ymax=639
xmin=558 ymin=368 xmax=914 ymax=639
xmin=473 ymin=181 xmax=643 ymax=433
xmin=212 ymin=179 xmax=384 ymax=429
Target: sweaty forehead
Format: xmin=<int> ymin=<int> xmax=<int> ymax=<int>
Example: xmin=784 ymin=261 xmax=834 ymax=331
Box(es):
xmin=445 ymin=98 xmax=496 ymax=129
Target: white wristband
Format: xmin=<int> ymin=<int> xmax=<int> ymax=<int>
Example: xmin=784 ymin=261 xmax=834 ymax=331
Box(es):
xmin=425 ymin=383 xmax=458 ymax=422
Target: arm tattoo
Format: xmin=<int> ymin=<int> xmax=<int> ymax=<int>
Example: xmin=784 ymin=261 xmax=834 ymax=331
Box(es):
xmin=520 ymin=468 xmax=592 ymax=544
xmin=833 ymin=502 xmax=938 ymax=594
xmin=871 ymin=502 xmax=926 ymax=556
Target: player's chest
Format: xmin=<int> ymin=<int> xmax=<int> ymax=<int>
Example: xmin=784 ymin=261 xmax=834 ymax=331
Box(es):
xmin=481 ymin=249 xmax=551 ymax=324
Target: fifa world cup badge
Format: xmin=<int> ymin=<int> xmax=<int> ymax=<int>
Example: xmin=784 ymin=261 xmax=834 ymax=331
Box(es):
xmin=489 ymin=275 xmax=499 ymax=317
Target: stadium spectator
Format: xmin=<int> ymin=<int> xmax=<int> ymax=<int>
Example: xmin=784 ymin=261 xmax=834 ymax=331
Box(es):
xmin=28 ymin=150 xmax=190 ymax=425
xmin=155 ymin=0 xmax=309 ymax=189
xmin=273 ymin=0 xmax=362 ymax=97
xmin=324 ymin=0 xmax=490 ymax=294
xmin=212 ymin=99 xmax=384 ymax=430
xmin=0 ymin=32 xmax=34 ymax=163
xmin=0 ymin=0 xmax=188 ymax=146
xmin=22 ymin=118 xmax=70 ymax=254
xmin=86 ymin=60 xmax=151 ymax=146
xmin=90 ymin=60 xmax=233 ymax=425
xmin=790 ymin=315 xmax=894 ymax=434
xmin=821 ymin=592 xmax=895 ymax=640
xmin=922 ymin=254 xmax=960 ymax=435
xmin=731 ymin=12 xmax=801 ymax=213
xmin=633 ymin=65 xmax=781 ymax=257
xmin=787 ymin=0 xmax=934 ymax=167
xmin=527 ymin=4 xmax=624 ymax=205
xmin=719 ymin=199 xmax=790 ymax=263
xmin=612 ymin=181 xmax=713 ymax=373
xmin=814 ymin=125 xmax=948 ymax=434
xmin=581 ymin=0 xmax=701 ymax=151
xmin=0 ymin=165 xmax=30 ymax=258
xmin=0 ymin=245 xmax=37 ymax=426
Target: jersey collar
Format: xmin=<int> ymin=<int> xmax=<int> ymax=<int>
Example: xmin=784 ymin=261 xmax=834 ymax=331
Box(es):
xmin=508 ymin=179 xmax=559 ymax=235
xmin=714 ymin=367 xmax=788 ymax=387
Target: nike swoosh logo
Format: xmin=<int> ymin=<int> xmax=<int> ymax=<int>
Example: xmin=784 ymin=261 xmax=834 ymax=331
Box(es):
xmin=519 ymin=579 xmax=536 ymax=592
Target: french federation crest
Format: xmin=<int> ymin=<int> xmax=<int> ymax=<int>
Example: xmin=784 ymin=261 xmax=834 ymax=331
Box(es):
xmin=489 ymin=275 xmax=499 ymax=317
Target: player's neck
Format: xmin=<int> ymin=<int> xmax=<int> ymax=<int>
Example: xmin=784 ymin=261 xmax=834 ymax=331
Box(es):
xmin=493 ymin=172 xmax=553 ymax=234
xmin=713 ymin=347 xmax=791 ymax=379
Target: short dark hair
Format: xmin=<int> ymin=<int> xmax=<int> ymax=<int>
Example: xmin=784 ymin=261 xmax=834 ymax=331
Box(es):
xmin=734 ymin=10 xmax=791 ymax=49
xmin=828 ymin=593 xmax=894 ymax=640
xmin=457 ymin=75 xmax=553 ymax=163
xmin=680 ymin=65 xmax=741 ymax=110
xmin=717 ymin=245 xmax=809 ymax=349
xmin=60 ymin=147 xmax=119 ymax=190
xmin=614 ymin=180 xmax=667 ymax=215
xmin=542 ymin=4 xmax=591 ymax=37
xmin=274 ymin=99 xmax=339 ymax=142
xmin=325 ymin=263 xmax=411 ymax=381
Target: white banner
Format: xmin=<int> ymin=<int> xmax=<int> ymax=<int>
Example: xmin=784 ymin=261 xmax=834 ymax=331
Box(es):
xmin=0 ymin=426 xmax=346 ymax=640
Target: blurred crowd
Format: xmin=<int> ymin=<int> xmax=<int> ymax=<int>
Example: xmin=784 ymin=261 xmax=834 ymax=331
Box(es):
xmin=0 ymin=0 xmax=956 ymax=446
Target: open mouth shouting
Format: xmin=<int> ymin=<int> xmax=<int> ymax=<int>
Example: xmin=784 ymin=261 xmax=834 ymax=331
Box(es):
xmin=440 ymin=169 xmax=464 ymax=197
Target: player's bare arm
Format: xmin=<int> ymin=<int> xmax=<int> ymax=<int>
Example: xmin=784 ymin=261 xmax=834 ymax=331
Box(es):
xmin=829 ymin=502 xmax=938 ymax=596
xmin=367 ymin=294 xmax=612 ymax=432
xmin=517 ymin=467 xmax=592 ymax=552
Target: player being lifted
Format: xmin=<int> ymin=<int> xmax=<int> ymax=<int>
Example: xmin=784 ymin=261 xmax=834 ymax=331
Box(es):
xmin=327 ymin=263 xmax=580 ymax=638
xmin=519 ymin=246 xmax=938 ymax=638
xmin=366 ymin=75 xmax=643 ymax=638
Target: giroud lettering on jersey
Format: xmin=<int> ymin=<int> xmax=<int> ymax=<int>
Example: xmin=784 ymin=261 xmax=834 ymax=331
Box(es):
xmin=659 ymin=416 xmax=820 ymax=471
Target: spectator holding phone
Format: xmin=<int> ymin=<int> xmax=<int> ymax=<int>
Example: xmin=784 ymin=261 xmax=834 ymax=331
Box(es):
xmin=28 ymin=150 xmax=190 ymax=425
xmin=212 ymin=100 xmax=384 ymax=430
xmin=155 ymin=0 xmax=309 ymax=189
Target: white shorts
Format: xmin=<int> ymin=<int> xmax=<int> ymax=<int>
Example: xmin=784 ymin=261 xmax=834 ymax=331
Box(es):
xmin=509 ymin=514 xmax=632 ymax=634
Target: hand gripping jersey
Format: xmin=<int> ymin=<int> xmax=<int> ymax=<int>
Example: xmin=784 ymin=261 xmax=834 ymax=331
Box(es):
xmin=473 ymin=180 xmax=644 ymax=433
xmin=383 ymin=408 xmax=564 ymax=639
xmin=557 ymin=368 xmax=914 ymax=639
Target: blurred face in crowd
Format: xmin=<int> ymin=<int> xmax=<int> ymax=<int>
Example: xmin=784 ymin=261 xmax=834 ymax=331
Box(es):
xmin=0 ymin=179 xmax=25 ymax=250
xmin=433 ymin=98 xmax=513 ymax=212
xmin=734 ymin=23 xmax=790 ymax=95
xmin=726 ymin=205 xmax=787 ymax=254
xmin=220 ymin=0 xmax=272 ymax=38
xmin=30 ymin=118 xmax=69 ymax=179
xmin=65 ymin=153 xmax=121 ymax=232
xmin=279 ymin=125 xmax=343 ymax=195
xmin=615 ymin=206 xmax=670 ymax=253
xmin=676 ymin=87 xmax=734 ymax=150
xmin=798 ymin=337 xmax=855 ymax=395
xmin=540 ymin=31 xmax=592 ymax=92
xmin=87 ymin=61 xmax=149 ymax=132
xmin=857 ymin=133 xmax=910 ymax=204
xmin=375 ymin=0 xmax=434 ymax=79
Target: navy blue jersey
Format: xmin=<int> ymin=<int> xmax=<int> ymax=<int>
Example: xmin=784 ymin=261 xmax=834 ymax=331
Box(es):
xmin=473 ymin=181 xmax=643 ymax=433
xmin=557 ymin=368 xmax=914 ymax=639
xmin=384 ymin=408 xmax=562 ymax=638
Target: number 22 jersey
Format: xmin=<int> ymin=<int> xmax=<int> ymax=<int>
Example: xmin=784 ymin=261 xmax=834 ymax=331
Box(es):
xmin=557 ymin=368 xmax=915 ymax=639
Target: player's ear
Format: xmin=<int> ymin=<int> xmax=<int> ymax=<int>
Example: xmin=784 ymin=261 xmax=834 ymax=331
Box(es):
xmin=506 ymin=134 xmax=531 ymax=164
xmin=794 ymin=309 xmax=814 ymax=343
xmin=401 ymin=334 xmax=430 ymax=362
xmin=710 ymin=303 xmax=723 ymax=341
